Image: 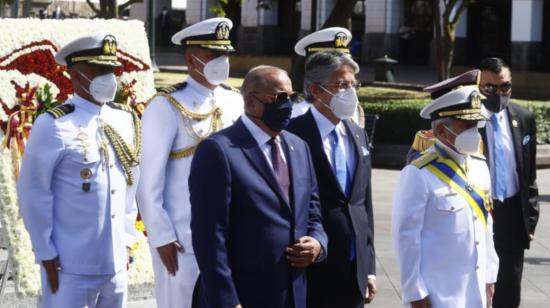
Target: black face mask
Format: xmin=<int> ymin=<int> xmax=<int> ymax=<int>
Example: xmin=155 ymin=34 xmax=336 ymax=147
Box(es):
xmin=251 ymin=93 xmax=293 ymax=132
xmin=483 ymin=94 xmax=510 ymax=113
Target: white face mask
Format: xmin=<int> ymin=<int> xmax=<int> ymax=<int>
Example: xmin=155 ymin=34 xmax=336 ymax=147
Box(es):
xmin=79 ymin=71 xmax=117 ymax=103
xmin=193 ymin=55 xmax=230 ymax=86
xmin=443 ymin=125 xmax=481 ymax=155
xmin=320 ymin=86 xmax=359 ymax=120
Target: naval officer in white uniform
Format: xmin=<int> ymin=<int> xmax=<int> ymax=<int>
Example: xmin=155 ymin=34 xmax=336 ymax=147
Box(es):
xmin=18 ymin=33 xmax=140 ymax=308
xmin=137 ymin=17 xmax=243 ymax=308
xmin=292 ymin=27 xmax=364 ymax=127
xmin=392 ymin=75 xmax=499 ymax=308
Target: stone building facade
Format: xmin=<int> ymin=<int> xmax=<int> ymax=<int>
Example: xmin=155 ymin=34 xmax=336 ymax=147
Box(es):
xmin=181 ymin=0 xmax=548 ymax=71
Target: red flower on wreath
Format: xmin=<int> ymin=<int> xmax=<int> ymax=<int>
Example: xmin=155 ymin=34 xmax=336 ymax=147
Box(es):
xmin=0 ymin=40 xmax=151 ymax=102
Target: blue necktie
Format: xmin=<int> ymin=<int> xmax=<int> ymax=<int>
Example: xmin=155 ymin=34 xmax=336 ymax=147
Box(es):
xmin=331 ymin=128 xmax=355 ymax=260
xmin=491 ymin=114 xmax=507 ymax=202
xmin=331 ymin=129 xmax=348 ymax=195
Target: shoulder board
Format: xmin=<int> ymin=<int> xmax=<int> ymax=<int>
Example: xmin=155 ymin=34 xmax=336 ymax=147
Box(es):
xmin=158 ymin=82 xmax=187 ymax=94
xmin=470 ymin=152 xmax=486 ymax=161
xmin=107 ymin=102 xmax=133 ymax=113
xmin=46 ymin=104 xmax=75 ymax=119
xmin=219 ymin=83 xmax=240 ymax=93
xmin=411 ymin=130 xmax=435 ymax=153
xmin=411 ymin=151 xmax=438 ymax=169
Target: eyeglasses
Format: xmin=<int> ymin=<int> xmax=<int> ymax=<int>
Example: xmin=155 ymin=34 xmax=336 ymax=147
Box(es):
xmin=481 ymin=82 xmax=512 ymax=95
xmin=252 ymin=91 xmax=300 ymax=105
xmin=324 ymin=81 xmax=362 ymax=91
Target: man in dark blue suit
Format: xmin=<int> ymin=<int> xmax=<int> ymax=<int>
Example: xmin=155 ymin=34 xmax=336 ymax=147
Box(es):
xmin=287 ymin=51 xmax=376 ymax=308
xmin=189 ymin=65 xmax=328 ymax=308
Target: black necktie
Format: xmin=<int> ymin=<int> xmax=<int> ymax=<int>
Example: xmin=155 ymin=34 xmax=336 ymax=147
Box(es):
xmin=268 ymin=138 xmax=290 ymax=200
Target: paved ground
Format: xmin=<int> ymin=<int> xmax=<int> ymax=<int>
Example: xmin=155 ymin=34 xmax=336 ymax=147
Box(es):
xmin=2 ymin=168 xmax=549 ymax=307
xmin=125 ymin=168 xmax=550 ymax=308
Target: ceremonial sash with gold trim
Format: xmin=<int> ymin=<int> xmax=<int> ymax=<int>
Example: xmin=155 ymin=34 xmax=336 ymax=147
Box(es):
xmin=425 ymin=145 xmax=489 ymax=228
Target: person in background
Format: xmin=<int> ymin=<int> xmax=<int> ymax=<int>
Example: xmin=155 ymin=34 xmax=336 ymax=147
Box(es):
xmin=18 ymin=33 xmax=140 ymax=308
xmin=287 ymin=50 xmax=377 ymax=308
xmin=190 ymin=65 xmax=327 ymax=308
xmin=292 ymin=27 xmax=365 ymax=128
xmin=478 ymin=57 xmax=539 ymax=308
xmin=392 ymin=75 xmax=499 ymax=308
xmin=137 ymin=17 xmax=243 ymax=308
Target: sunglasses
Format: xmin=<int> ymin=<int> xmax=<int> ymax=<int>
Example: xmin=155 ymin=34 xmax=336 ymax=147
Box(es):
xmin=253 ymin=91 xmax=300 ymax=105
xmin=481 ymin=82 xmax=512 ymax=95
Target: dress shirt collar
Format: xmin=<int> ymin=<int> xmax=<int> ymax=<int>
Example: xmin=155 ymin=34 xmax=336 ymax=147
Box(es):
xmin=311 ymin=105 xmax=347 ymax=139
xmin=71 ymin=94 xmax=103 ymax=114
xmin=435 ymin=139 xmax=466 ymax=165
xmin=187 ymin=76 xmax=215 ymax=98
xmin=241 ymin=114 xmax=274 ymax=147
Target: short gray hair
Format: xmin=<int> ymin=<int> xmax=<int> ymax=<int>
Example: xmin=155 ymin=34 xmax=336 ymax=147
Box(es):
xmin=241 ymin=65 xmax=289 ymax=97
xmin=303 ymin=50 xmax=360 ymax=101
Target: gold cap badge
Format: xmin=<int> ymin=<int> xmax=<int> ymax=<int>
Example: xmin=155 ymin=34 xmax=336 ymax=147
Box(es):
xmin=334 ymin=32 xmax=349 ymax=48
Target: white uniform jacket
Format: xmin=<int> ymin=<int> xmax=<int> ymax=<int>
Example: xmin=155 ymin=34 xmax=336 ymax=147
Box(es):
xmin=392 ymin=142 xmax=499 ymax=308
xmin=137 ymin=76 xmax=243 ymax=252
xmin=18 ymin=95 xmax=139 ymax=275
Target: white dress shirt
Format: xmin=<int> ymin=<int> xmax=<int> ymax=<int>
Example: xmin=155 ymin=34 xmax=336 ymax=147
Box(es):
xmin=310 ymin=106 xmax=356 ymax=174
xmin=485 ymin=109 xmax=519 ymax=199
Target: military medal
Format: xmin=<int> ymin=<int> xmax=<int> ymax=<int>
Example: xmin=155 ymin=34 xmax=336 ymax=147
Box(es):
xmin=81 ymin=167 xmax=92 ymax=192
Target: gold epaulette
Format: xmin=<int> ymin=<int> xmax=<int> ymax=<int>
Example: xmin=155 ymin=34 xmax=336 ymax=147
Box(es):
xmin=412 ymin=151 xmax=438 ymax=169
xmin=46 ymin=104 xmax=75 ymax=119
xmin=412 ymin=130 xmax=436 ymax=153
xmin=158 ymin=82 xmax=187 ymax=94
xmin=107 ymin=102 xmax=134 ymax=113
xmin=219 ymin=83 xmax=240 ymax=93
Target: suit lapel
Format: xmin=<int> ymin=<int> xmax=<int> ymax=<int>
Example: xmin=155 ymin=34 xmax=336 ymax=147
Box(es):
xmin=235 ymin=119 xmax=291 ymax=209
xmin=507 ymin=105 xmax=524 ymax=174
xmin=280 ymin=132 xmax=297 ymax=212
xmin=480 ymin=126 xmax=490 ymax=164
xmin=344 ymin=120 xmax=363 ymax=197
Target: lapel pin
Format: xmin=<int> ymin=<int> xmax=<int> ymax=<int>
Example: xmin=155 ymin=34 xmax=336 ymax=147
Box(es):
xmin=290 ymin=145 xmax=294 ymax=151
xmin=355 ymin=134 xmax=359 ymax=139
xmin=512 ymin=119 xmax=518 ymax=127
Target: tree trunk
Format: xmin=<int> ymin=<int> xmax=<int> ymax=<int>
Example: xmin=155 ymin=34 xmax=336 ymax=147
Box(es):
xmin=11 ymin=0 xmax=18 ymax=17
xmin=443 ymin=22 xmax=456 ymax=80
xmin=22 ymin=0 xmax=32 ymax=17
xmin=321 ymin=0 xmax=359 ymax=28
xmin=432 ymin=0 xmax=445 ymax=81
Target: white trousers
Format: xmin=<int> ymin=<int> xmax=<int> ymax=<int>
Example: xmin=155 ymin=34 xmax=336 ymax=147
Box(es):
xmin=150 ymin=247 xmax=199 ymax=308
xmin=39 ymin=267 xmax=127 ymax=308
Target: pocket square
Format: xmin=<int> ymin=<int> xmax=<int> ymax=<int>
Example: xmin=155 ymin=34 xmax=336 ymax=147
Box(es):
xmin=362 ymin=146 xmax=370 ymax=156
xmin=523 ymin=135 xmax=530 ymax=145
